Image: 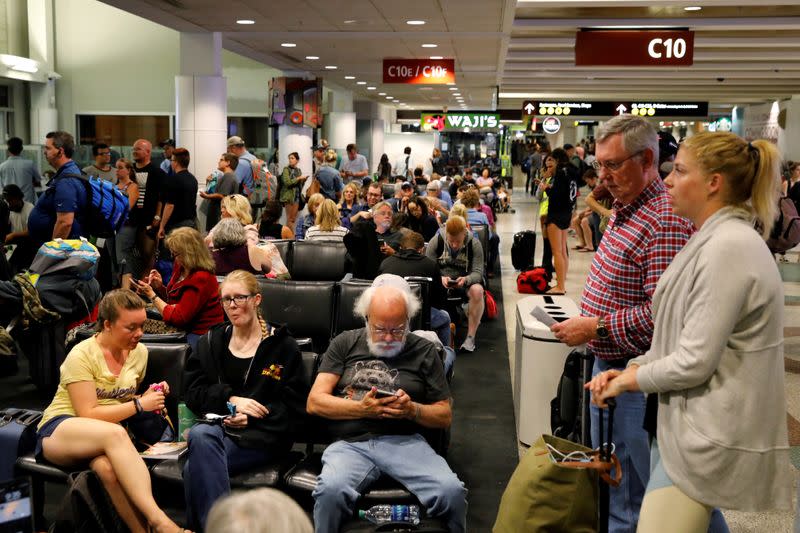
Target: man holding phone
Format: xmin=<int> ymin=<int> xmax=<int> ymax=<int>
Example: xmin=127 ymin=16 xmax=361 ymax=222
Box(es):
xmin=426 ymin=215 xmax=484 ymax=353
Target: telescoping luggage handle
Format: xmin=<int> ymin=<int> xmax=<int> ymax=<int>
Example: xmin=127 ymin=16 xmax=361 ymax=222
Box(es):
xmin=558 ymin=399 xmax=622 ymax=487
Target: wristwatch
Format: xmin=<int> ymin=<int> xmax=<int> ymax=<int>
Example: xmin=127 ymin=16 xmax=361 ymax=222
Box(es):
xmin=596 ymin=316 xmax=610 ymax=339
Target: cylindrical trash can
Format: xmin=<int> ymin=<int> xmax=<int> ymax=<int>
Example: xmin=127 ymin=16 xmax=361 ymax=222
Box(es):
xmin=513 ymin=294 xmax=582 ymax=446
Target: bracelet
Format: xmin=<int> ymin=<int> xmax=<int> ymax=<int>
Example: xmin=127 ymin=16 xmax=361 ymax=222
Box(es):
xmin=413 ymin=403 xmax=421 ymax=423
xmin=133 ymin=398 xmax=143 ymax=414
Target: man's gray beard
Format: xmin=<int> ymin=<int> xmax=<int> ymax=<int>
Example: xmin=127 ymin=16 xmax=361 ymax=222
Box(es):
xmin=367 ymin=335 xmax=407 ymax=359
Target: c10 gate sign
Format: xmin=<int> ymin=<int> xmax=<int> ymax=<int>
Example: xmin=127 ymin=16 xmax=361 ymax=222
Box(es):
xmin=575 ymin=30 xmax=694 ymax=67
xmin=383 ymin=59 xmax=456 ymax=84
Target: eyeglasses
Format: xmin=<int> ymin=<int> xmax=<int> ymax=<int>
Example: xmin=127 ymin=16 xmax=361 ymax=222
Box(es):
xmin=591 ymin=149 xmax=645 ymax=173
xmin=97 ymin=151 xmax=111 ymax=156
xmin=369 ymin=323 xmax=407 ymax=339
xmin=221 ymin=294 xmax=254 ymax=308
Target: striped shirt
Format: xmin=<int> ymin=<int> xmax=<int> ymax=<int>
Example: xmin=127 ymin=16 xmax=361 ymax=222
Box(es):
xmin=305 ymin=225 xmax=349 ymax=242
xmin=580 ymin=178 xmax=694 ymax=360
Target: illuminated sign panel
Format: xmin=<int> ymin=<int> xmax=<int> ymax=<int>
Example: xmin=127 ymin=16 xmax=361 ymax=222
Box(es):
xmin=524 ymin=101 xmax=708 ymax=118
xmin=383 ymin=59 xmax=456 ymax=84
xmin=575 ymin=31 xmax=694 ymax=67
xmin=420 ymin=113 xmax=500 ymax=131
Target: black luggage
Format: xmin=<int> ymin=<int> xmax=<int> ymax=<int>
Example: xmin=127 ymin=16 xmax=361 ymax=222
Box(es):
xmin=511 ymin=230 xmax=537 ymax=271
xmin=18 ymin=319 xmax=68 ymax=393
xmin=0 ymin=408 xmax=42 ymax=481
xmin=551 ymin=349 xmax=593 ymax=445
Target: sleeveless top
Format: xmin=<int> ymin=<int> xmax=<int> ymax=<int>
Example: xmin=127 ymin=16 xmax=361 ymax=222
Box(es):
xmin=212 ymin=245 xmax=261 ymax=275
xmin=118 ymin=180 xmax=138 ymax=226
xmin=259 ymin=221 xmax=283 ymax=240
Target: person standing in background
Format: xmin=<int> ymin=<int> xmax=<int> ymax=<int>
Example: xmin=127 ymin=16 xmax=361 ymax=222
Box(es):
xmin=158 ymin=139 xmax=175 ymax=177
xmin=82 ymin=143 xmax=116 ymax=183
xmin=0 ymin=137 xmax=40 ymax=204
xmin=131 ymin=139 xmax=167 ymax=276
xmin=158 ymin=147 xmax=198 ymax=238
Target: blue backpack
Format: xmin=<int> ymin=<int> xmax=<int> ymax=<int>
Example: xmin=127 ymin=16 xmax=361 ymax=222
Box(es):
xmin=62 ymin=173 xmax=130 ymax=238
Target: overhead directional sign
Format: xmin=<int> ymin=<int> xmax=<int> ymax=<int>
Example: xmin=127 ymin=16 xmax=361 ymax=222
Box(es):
xmin=575 ymin=30 xmax=694 ymax=67
xmin=522 ymin=100 xmax=536 ymax=116
xmin=524 ymin=100 xmax=707 ymax=118
xmin=383 ymin=58 xmax=456 ymax=84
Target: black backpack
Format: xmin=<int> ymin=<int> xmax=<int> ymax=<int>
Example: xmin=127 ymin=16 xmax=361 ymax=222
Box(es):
xmin=550 ymin=350 xmax=592 ymax=445
xmin=50 ymin=471 xmax=126 ymax=533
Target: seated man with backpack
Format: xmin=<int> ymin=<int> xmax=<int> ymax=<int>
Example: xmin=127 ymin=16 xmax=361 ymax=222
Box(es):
xmin=425 ymin=215 xmax=484 ymax=353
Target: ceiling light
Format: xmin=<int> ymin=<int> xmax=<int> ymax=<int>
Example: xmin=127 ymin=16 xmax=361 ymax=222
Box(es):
xmin=324 ymin=65 xmax=338 ymax=70
xmin=421 ymin=44 xmax=438 ymax=48
xmin=393 ymin=100 xmax=400 ymax=103
xmin=344 ymin=19 xmax=357 ymax=24
xmin=453 ymin=93 xmax=461 ymax=96
xmin=406 ymin=20 xmax=426 ymax=25
xmin=236 ymin=19 xmax=255 ymax=25
xmin=305 ymin=55 xmax=319 ymax=60
xmin=684 ymin=6 xmax=702 ymax=11
xmin=356 ymin=81 xmax=367 ymax=85
xmin=344 ymin=76 xmax=355 ymax=80
xmin=386 ymin=96 xmax=393 ymax=100
xmin=430 ymin=56 xmax=443 ymax=60
xmin=281 ymin=43 xmax=296 ymax=48
xmin=446 ymin=82 xmax=455 ymax=86
xmin=367 ymin=86 xmax=376 ymax=90
xmin=378 ymin=92 xmax=386 ymax=96
xmin=449 ymin=87 xmax=458 ymax=91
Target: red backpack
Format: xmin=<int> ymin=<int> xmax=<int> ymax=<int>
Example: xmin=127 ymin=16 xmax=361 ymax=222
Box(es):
xmin=517 ymin=268 xmax=550 ymax=294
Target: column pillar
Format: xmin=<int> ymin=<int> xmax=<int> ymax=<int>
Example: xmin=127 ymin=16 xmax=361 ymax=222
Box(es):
xmin=324 ymin=112 xmax=357 ymax=151
xmin=278 ymin=124 xmax=313 ymax=196
xmin=27 ymin=0 xmax=56 ymax=141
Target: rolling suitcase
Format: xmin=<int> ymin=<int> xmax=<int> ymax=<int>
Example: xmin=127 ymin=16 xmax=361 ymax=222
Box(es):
xmin=0 ymin=408 xmax=42 ymax=481
xmin=511 ymin=230 xmax=537 ymax=271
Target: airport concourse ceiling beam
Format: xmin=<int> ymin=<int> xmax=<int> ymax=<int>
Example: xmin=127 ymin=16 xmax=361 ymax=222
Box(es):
xmin=509 ymin=36 xmax=800 ymax=49
xmin=512 ymin=17 xmax=800 ymax=31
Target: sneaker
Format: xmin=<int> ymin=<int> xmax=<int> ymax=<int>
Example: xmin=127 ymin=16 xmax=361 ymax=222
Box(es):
xmin=460 ymin=336 xmax=476 ymax=353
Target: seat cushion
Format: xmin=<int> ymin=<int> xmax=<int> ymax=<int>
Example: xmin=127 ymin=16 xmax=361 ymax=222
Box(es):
xmin=150 ymin=451 xmax=303 ymax=488
xmin=15 ymin=454 xmax=71 ymax=482
xmin=290 ymin=241 xmax=347 ymax=281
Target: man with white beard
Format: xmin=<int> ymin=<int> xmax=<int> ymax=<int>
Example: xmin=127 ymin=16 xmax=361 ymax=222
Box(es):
xmin=307 ymin=274 xmax=467 ymax=533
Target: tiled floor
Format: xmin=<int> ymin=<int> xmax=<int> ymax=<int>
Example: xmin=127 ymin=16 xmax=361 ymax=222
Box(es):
xmin=496 ymin=177 xmax=799 ymax=532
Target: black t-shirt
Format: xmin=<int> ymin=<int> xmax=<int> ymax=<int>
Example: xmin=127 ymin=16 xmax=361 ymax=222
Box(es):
xmin=317 ymin=329 xmax=449 ymax=442
xmin=221 ymin=348 xmax=254 ymax=397
xmin=133 ymin=162 xmax=168 ymax=228
xmin=164 ymin=170 xmax=199 ymax=227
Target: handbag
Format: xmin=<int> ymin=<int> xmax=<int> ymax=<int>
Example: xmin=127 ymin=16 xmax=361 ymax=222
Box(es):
xmin=483 ymin=289 xmax=498 ymax=320
xmin=124 ymin=410 xmax=175 ymax=448
xmin=305 ymin=176 xmax=322 ymax=201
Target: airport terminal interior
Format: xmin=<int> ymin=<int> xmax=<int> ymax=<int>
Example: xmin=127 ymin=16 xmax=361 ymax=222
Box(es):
xmin=0 ymin=0 xmax=799 ymax=531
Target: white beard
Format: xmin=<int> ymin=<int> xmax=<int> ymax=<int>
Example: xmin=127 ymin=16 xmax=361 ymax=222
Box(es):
xmin=367 ymin=334 xmax=407 ymax=359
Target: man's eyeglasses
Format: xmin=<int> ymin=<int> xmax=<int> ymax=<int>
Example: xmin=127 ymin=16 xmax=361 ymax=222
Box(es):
xmin=97 ymin=151 xmax=111 ymax=156
xmin=591 ymin=149 xmax=645 ymax=173
xmin=221 ymin=294 xmax=254 ymax=308
xmin=369 ymin=323 xmax=407 ymax=339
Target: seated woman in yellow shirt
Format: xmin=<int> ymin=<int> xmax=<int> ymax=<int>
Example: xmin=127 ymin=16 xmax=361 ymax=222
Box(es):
xmin=35 ymin=289 xmax=189 ymax=533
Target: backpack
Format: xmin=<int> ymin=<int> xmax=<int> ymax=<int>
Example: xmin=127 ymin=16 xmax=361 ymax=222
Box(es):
xmin=550 ymin=350 xmax=591 ymax=444
xmin=50 ymin=471 xmax=126 ymax=533
xmin=61 ymin=173 xmax=130 ymax=238
xmin=516 ymin=268 xmax=550 ymax=294
xmin=766 ymin=196 xmax=800 ymax=254
xmin=243 ymin=159 xmax=278 ymax=206
xmin=30 ymin=238 xmax=100 ymax=281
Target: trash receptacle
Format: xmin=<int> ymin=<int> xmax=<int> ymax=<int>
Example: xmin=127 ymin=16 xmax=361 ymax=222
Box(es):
xmin=513 ymin=294 xmax=582 ymax=446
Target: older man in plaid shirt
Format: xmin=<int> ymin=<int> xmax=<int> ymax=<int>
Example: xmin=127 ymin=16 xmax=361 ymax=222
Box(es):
xmin=552 ymin=115 xmax=693 ymax=533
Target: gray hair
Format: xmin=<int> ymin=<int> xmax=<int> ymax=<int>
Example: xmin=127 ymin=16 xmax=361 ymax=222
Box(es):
xmin=354 ymin=285 xmax=421 ymax=321
xmin=212 ymin=218 xmax=248 ymax=249
xmin=371 ymin=200 xmax=393 ymax=214
xmin=595 ymin=115 xmax=659 ymax=169
xmin=206 ymin=488 xmax=312 ymax=533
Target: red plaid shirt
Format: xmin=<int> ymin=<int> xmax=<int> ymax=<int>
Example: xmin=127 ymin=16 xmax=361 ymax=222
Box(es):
xmin=580 ymin=178 xmax=694 ymax=360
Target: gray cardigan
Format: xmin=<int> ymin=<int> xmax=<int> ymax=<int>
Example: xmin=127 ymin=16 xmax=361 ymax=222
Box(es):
xmin=630 ymin=207 xmax=792 ymax=511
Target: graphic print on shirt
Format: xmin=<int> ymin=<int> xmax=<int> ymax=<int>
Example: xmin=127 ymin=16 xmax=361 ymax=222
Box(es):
xmin=343 ymin=360 xmax=399 ymax=400
xmin=135 ymin=171 xmax=148 ymax=209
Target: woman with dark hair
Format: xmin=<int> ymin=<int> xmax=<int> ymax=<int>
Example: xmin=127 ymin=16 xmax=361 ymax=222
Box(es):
xmin=279 ymin=152 xmax=308 ymax=231
xmin=258 ymin=200 xmax=293 ymax=240
xmin=376 ymin=153 xmax=392 ymax=182
xmin=402 ymin=196 xmax=440 ymax=242
xmin=540 ymin=148 xmax=577 ymax=295
xmin=114 ymin=158 xmax=140 ymax=289
xmin=35 ymin=290 xmax=188 ymax=533
xmin=182 ymin=270 xmax=307 ymax=531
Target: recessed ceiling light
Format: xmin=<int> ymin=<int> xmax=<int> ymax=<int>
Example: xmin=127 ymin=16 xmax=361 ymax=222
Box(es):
xmin=684 ymin=6 xmax=702 ymax=11
xmin=236 ymin=19 xmax=255 ymax=25
xmin=305 ymin=55 xmax=319 ymax=60
xmin=453 ymin=93 xmax=461 ymax=96
xmin=378 ymin=92 xmax=386 ymax=96
xmin=386 ymin=96 xmax=393 ymax=100
xmin=356 ymin=81 xmax=367 ymax=85
xmin=429 ymin=56 xmax=444 ymax=60
xmin=393 ymin=100 xmax=400 ymax=103
xmin=325 ymin=65 xmax=338 ymax=70
xmin=344 ymin=19 xmax=357 ymax=24
xmin=344 ymin=76 xmax=355 ymax=80
xmin=367 ymin=86 xmax=376 ymax=90
xmin=421 ymin=44 xmax=438 ymax=48
xmin=281 ymin=43 xmax=296 ymax=48
xmin=446 ymin=82 xmax=455 ymax=86
xmin=406 ymin=20 xmax=426 ymax=25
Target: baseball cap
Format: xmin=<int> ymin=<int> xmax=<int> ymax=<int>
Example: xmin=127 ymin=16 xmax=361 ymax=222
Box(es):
xmin=159 ymin=138 xmax=175 ymax=148
xmin=227 ymin=136 xmax=245 ymax=147
xmin=658 ymin=131 xmax=679 ymax=160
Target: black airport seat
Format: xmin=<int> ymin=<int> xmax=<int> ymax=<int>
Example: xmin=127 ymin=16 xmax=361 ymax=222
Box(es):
xmin=333 ymin=279 xmax=426 ymax=337
xmin=289 ymin=241 xmax=348 ymax=281
xmin=472 ymin=224 xmax=489 ymax=267
xmin=269 ymin=239 xmax=294 ymax=269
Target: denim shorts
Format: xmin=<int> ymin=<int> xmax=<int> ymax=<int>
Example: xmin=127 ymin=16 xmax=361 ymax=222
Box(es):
xmin=34 ymin=415 xmax=72 ymax=461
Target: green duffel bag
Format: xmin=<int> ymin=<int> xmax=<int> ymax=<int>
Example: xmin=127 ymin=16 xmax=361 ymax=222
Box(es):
xmin=493 ymin=434 xmax=620 ymax=533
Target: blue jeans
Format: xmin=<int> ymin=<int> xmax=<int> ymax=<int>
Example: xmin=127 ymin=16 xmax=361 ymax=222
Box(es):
xmin=183 ymin=423 xmax=278 ymax=531
xmin=591 ymin=358 xmax=650 ymax=533
xmin=431 ymin=307 xmax=452 ymax=348
xmin=647 ymin=439 xmax=729 ymax=533
xmin=312 ymin=434 xmax=467 ymax=533
xmin=186 ymin=333 xmax=201 ymax=354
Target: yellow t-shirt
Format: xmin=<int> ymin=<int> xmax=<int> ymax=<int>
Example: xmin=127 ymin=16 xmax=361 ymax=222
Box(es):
xmin=38 ymin=336 xmax=148 ymax=429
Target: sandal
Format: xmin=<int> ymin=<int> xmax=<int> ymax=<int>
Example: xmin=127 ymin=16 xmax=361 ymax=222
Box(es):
xmin=545 ymin=288 xmax=566 ymax=295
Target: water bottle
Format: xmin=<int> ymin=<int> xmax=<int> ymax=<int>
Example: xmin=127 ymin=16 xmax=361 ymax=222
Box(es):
xmin=358 ymin=504 xmax=420 ymax=525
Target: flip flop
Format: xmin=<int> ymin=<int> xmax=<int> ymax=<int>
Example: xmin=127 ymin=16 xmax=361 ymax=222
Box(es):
xmin=545 ymin=288 xmax=566 ymax=295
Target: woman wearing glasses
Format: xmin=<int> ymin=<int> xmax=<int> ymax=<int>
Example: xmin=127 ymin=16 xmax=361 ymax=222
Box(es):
xmin=181 ymin=270 xmax=308 ymax=531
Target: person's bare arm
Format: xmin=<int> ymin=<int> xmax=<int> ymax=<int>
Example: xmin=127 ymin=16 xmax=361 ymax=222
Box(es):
xmin=53 ymin=212 xmax=74 ymax=239
xmin=307 ymin=373 xmax=397 ymax=420
xmin=68 ymin=381 xmax=164 ymax=423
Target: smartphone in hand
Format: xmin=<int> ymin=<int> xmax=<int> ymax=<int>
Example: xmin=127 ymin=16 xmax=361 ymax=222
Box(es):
xmin=374 ymin=389 xmax=398 ymax=399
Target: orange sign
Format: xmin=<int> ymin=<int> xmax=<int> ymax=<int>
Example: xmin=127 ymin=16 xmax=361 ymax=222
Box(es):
xmin=383 ymin=59 xmax=455 ymax=84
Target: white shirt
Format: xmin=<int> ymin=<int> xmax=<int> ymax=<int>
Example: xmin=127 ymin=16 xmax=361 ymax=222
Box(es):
xmin=393 ymin=154 xmax=414 ymax=178
xmin=9 ymin=201 xmax=34 ymax=233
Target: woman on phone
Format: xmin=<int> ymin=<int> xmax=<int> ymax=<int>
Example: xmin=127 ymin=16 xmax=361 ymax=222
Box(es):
xmin=279 ymin=152 xmax=308 ymax=232
xmin=586 ymin=132 xmax=792 ymax=532
xmin=35 ymin=290 xmax=188 ymax=533
xmin=181 ymin=270 xmax=307 ymax=531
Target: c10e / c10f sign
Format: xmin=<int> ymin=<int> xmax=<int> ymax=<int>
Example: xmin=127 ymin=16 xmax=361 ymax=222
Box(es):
xmin=575 ymin=30 xmax=694 ymax=67
xmin=383 ymin=59 xmax=456 ymax=84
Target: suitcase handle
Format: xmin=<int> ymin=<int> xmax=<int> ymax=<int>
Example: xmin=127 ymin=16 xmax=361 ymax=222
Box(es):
xmin=16 ymin=411 xmax=42 ymax=427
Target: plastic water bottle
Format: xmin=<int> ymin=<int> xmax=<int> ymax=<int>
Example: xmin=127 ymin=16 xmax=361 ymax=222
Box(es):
xmin=358 ymin=504 xmax=420 ymax=525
